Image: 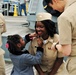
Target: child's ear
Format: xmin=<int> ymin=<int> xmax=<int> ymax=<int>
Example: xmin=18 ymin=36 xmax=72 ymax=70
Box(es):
xmin=17 ymin=43 xmax=21 ymax=48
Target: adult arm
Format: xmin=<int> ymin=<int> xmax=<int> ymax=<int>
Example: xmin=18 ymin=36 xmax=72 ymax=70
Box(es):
xmin=57 ymin=16 xmax=71 ymax=56
xmin=56 ymin=44 xmax=71 ymax=56
xmin=48 ymin=57 xmax=63 ymax=75
xmin=52 ymin=43 xmax=71 ymax=56
xmin=34 ymin=64 xmax=44 ymax=75
xmin=0 ymin=13 xmax=6 ymax=34
xmin=34 ymin=57 xmax=63 ymax=75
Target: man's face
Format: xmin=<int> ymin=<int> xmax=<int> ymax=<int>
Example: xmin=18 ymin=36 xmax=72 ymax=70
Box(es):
xmin=48 ymin=0 xmax=65 ymax=12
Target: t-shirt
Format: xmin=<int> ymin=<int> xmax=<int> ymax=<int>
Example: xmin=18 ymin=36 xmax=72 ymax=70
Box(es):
xmin=19 ymin=0 xmax=25 ymax=4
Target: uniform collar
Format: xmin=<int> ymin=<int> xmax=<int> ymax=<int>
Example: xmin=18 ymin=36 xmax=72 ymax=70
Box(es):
xmin=65 ymin=0 xmax=76 ymax=10
xmin=43 ymin=36 xmax=53 ymax=44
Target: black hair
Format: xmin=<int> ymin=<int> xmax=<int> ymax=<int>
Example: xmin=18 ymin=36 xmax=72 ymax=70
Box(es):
xmin=44 ymin=0 xmax=52 ymax=5
xmin=43 ymin=0 xmax=61 ymax=17
xmin=35 ymin=20 xmax=58 ymax=37
xmin=6 ymin=34 xmax=29 ymax=55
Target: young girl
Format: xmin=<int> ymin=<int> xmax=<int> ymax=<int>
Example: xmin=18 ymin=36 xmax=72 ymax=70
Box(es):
xmin=6 ymin=34 xmax=43 ymax=75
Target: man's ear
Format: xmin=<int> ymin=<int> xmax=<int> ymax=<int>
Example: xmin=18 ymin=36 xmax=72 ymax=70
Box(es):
xmin=17 ymin=43 xmax=21 ymax=48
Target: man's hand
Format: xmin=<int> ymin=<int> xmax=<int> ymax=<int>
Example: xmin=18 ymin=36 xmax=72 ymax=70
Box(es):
xmin=51 ymin=42 xmax=57 ymax=51
xmin=51 ymin=42 xmax=63 ymax=53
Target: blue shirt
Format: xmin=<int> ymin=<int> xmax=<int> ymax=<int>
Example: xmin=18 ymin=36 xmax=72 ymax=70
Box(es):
xmin=10 ymin=51 xmax=43 ymax=75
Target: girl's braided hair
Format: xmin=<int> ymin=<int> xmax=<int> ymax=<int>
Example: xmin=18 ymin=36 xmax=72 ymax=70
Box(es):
xmin=6 ymin=34 xmax=22 ymax=55
xmin=6 ymin=34 xmax=29 ymax=55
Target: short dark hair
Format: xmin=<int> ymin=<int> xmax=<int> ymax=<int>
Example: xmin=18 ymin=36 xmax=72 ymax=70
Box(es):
xmin=44 ymin=0 xmax=52 ymax=5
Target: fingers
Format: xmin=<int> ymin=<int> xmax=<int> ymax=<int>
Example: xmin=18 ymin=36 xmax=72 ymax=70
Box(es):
xmin=51 ymin=43 xmax=57 ymax=51
xmin=29 ymin=32 xmax=37 ymax=37
xmin=37 ymin=38 xmax=43 ymax=47
xmin=29 ymin=32 xmax=37 ymax=40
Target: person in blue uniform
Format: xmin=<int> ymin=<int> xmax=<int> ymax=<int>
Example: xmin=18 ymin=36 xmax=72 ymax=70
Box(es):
xmin=19 ymin=0 xmax=27 ymax=16
xmin=6 ymin=34 xmax=43 ymax=75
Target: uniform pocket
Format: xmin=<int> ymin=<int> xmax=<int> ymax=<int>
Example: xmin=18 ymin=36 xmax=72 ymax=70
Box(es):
xmin=66 ymin=57 xmax=76 ymax=74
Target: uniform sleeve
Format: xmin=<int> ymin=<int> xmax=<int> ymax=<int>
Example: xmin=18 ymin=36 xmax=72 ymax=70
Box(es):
xmin=54 ymin=34 xmax=64 ymax=57
xmin=0 ymin=13 xmax=5 ymax=25
xmin=0 ymin=13 xmax=6 ymax=34
xmin=21 ymin=51 xmax=43 ymax=65
xmin=58 ymin=15 xmax=72 ymax=44
xmin=53 ymin=34 xmax=59 ymax=42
